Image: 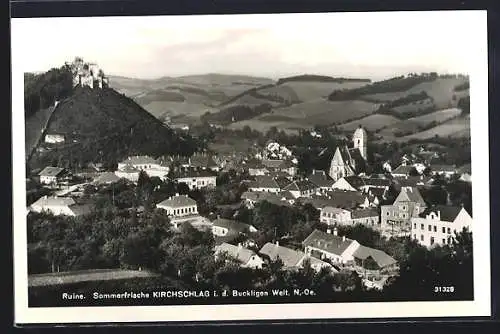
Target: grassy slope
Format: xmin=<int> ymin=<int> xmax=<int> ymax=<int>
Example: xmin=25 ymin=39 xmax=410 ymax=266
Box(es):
xmin=340 ymin=114 xmax=401 ymax=132
xmin=396 ymin=115 xmax=470 ymax=141
xmin=282 ymin=81 xmax=370 ymax=101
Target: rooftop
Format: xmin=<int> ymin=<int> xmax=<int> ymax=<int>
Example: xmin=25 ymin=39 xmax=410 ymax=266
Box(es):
xmin=284 ymin=179 xmax=318 ymax=192
xmin=352 ymin=245 xmax=397 ymax=268
xmin=120 ymin=155 xmax=158 ymax=166
xmin=156 ymin=194 xmax=197 ymax=208
xmin=38 ymin=166 xmax=66 ymax=177
xmin=212 ymin=218 xmax=256 ymax=233
xmin=419 ymin=205 xmax=468 ymax=221
xmin=351 ymin=207 xmax=379 ymax=219
xmin=259 ymin=243 xmax=305 ymax=268
xmin=215 ymin=243 xmax=257 ymax=264
xmin=302 ymin=229 xmax=356 ymax=257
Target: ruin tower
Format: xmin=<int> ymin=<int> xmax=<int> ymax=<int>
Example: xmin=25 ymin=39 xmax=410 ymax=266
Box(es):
xmin=352 ymin=125 xmax=368 ymax=160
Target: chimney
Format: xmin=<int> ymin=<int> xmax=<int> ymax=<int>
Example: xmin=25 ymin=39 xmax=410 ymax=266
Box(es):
xmin=342 ymin=235 xmax=346 ymax=242
xmin=217 ymin=214 xmax=220 ymax=219
xmin=275 ymin=241 xmax=279 ymax=247
xmin=333 ymin=228 xmax=338 ymax=236
xmin=175 ymin=193 xmax=179 ymax=196
xmin=326 ymin=228 xmax=331 ymax=234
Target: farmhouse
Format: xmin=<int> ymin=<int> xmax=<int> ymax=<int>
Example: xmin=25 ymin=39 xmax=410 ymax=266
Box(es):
xmin=391 ymin=164 xmax=415 ymax=178
xmin=307 ymin=170 xmax=335 ymax=192
xmin=283 ymin=179 xmax=318 ymax=198
xmin=261 ymin=159 xmax=297 ymax=177
xmin=173 ymin=169 xmax=217 ymax=190
xmin=351 ymin=207 xmax=380 ymax=228
xmin=244 ymin=159 xmax=270 ymax=176
xmin=30 ymin=196 xmax=93 ymax=217
xmin=189 ymin=153 xmax=220 ymax=172
xmin=380 ymin=186 xmax=427 ymax=237
xmin=114 ymin=164 xmax=140 ymax=182
xmin=410 ymin=205 xmax=472 ymax=248
xmin=240 ymin=191 xmax=292 ymax=209
xmin=214 ymin=243 xmax=265 ymax=269
xmin=38 ymin=167 xmax=71 ymax=186
xmin=156 ymin=194 xmax=198 ymax=218
xmin=248 ymin=175 xmax=283 ymax=193
xmin=212 ymin=218 xmax=258 ymax=238
xmin=351 ymin=245 xmax=399 ymax=277
xmin=302 ymin=228 xmax=360 ymax=265
xmin=117 ymin=156 xmax=170 ymax=180
xmin=319 ymin=207 xmax=352 ymax=226
xmin=259 ymin=242 xmax=306 ymax=269
xmin=92 ymin=172 xmax=120 ymax=185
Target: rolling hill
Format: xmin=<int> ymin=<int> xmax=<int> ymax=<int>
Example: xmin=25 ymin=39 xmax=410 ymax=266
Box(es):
xmin=26 ymin=82 xmax=198 ymax=171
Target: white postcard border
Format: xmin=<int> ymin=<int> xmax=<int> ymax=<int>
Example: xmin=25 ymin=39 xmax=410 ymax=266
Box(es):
xmin=12 ymin=11 xmax=491 ymax=324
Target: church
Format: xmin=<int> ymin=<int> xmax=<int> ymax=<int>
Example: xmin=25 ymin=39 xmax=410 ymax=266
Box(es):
xmin=328 ymin=126 xmax=368 ymax=181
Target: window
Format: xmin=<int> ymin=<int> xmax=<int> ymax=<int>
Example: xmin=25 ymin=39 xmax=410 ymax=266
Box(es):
xmin=442 ymin=239 xmax=446 ymax=244
xmin=387 ymin=212 xmax=390 ymax=216
xmin=402 ymin=213 xmax=407 ymax=219
xmin=421 ymin=224 xmax=424 ymax=230
xmin=428 ymin=225 xmax=432 ymax=231
xmin=442 ymin=227 xmax=446 ymax=233
xmin=413 ymin=234 xmax=417 ymax=240
xmin=403 ymin=206 xmax=406 ymax=210
xmin=420 ymin=235 xmax=424 ymax=241
xmin=413 ymin=223 xmax=416 ymax=229
xmin=447 ymin=228 xmax=451 ymax=234
xmin=430 ymin=237 xmax=435 ymax=245
xmin=433 ymin=226 xmax=437 ymax=232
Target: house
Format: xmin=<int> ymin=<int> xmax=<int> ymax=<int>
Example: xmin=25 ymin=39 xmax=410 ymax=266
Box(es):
xmin=328 ymin=126 xmax=368 ymax=181
xmin=458 ymin=164 xmax=472 ymax=183
xmin=261 ymin=159 xmax=297 ymax=176
xmin=364 ymin=187 xmax=387 ymax=205
xmin=302 ymin=228 xmax=360 ymax=265
xmin=380 ymin=186 xmax=427 ymax=237
xmin=410 ymin=205 xmax=472 ymax=248
xmin=283 ymin=179 xmax=318 ymax=198
xmin=44 ymin=133 xmax=65 ymax=144
xmin=241 ymin=191 xmax=292 ymax=209
xmin=189 ymin=153 xmax=220 ymax=172
xmin=395 ymin=175 xmax=434 ymax=188
xmin=214 ymin=243 xmax=265 ymax=269
xmin=38 ymin=167 xmax=71 ymax=186
xmin=302 ymin=190 xmax=370 ymax=212
xmin=156 ymin=194 xmax=198 ymax=218
xmin=351 ymin=208 xmax=380 ymax=229
xmin=117 ymin=156 xmax=170 ymax=180
xmin=303 ymin=229 xmax=397 ymax=280
xmin=30 ymin=196 xmax=93 ymax=217
xmin=332 ymin=175 xmax=366 ymax=191
xmin=319 ymin=207 xmax=352 ymax=226
xmin=308 ymin=170 xmax=335 ymax=192
xmin=245 ymin=159 xmax=270 ymax=176
xmin=212 ymin=218 xmax=258 ymax=238
xmin=430 ymin=164 xmax=457 ymax=178
xmin=114 ymin=164 xmax=140 ymax=182
xmin=361 ymin=177 xmax=392 ymax=192
xmin=259 ymin=242 xmax=306 ymax=269
xmin=92 ymin=172 xmax=120 ymax=185
xmin=173 ymin=169 xmax=217 ymax=190
xmin=248 ymin=175 xmax=283 ymax=193
xmin=391 ymin=164 xmax=416 ymax=178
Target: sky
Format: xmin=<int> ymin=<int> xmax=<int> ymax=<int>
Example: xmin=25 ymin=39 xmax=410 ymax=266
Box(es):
xmin=11 ymin=11 xmax=485 ymax=80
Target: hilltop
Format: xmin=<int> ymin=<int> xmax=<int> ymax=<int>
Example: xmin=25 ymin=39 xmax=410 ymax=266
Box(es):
xmin=26 ymin=66 xmax=198 ymax=171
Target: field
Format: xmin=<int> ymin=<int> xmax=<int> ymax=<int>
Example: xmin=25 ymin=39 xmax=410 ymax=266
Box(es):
xmin=391 ymin=98 xmax=435 ymax=115
xmin=142 ymin=101 xmax=215 ymax=120
xmin=362 ymin=77 xmax=468 ymax=109
xmin=28 ymin=269 xmax=158 ymax=287
xmin=396 ymin=116 xmax=470 ymax=141
xmin=282 ymin=81 xmax=370 ymax=101
xmin=227 ymin=118 xmax=304 ymax=135
xmin=340 ymin=114 xmax=401 ymax=132
xmin=377 ymin=108 xmax=463 ymax=138
xmin=258 ymin=85 xmax=301 ymax=103
xmin=224 ymin=93 xmax=284 ymax=108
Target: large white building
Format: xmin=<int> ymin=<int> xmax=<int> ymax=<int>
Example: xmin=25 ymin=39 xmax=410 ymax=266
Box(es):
xmin=117 ymin=156 xmax=170 ymax=180
xmin=30 ymin=196 xmax=92 ymax=217
xmin=411 ymin=205 xmax=472 ymax=248
xmin=156 ymin=194 xmax=198 ymax=218
xmin=173 ymin=169 xmax=217 ymax=190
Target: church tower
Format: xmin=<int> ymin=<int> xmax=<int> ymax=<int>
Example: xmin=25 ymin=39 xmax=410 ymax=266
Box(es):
xmin=352 ymin=125 xmax=368 ymax=160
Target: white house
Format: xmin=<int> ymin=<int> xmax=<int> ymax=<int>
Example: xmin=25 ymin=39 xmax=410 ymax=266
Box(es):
xmin=212 ymin=218 xmax=258 ymax=237
xmin=156 ymin=194 xmax=198 ymax=218
xmin=302 ymin=228 xmax=360 ymax=265
xmin=430 ymin=165 xmax=457 ymax=178
xmin=410 ymin=205 xmax=472 ymax=248
xmin=117 ymin=156 xmax=170 ymax=180
xmin=214 ymin=243 xmax=265 ymax=269
xmin=283 ymin=179 xmax=318 ymax=198
xmin=114 ymin=165 xmax=140 ymax=182
xmin=332 ymin=176 xmax=365 ymax=192
xmin=319 ymin=206 xmax=352 ymax=225
xmin=174 ymin=169 xmax=217 ymax=190
xmin=248 ymin=175 xmax=282 ymax=193
xmin=38 ymin=167 xmax=70 ymax=186
xmin=30 ymin=196 xmax=93 ymax=217
xmin=44 ymin=133 xmax=65 ymax=144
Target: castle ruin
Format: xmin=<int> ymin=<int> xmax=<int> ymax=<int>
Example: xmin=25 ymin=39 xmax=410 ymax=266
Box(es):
xmin=67 ymin=57 xmax=109 ymax=89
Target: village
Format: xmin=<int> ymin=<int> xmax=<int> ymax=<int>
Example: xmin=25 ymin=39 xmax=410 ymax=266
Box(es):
xmin=27 ymin=122 xmax=473 ymax=292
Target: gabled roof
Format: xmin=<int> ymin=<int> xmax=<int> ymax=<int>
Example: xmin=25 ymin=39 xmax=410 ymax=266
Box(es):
xmin=352 ymin=245 xmax=397 ymax=268
xmin=331 ymin=146 xmax=352 ymax=166
xmin=274 ymin=176 xmax=293 ymax=189
xmin=351 ymin=207 xmax=379 ymax=219
xmin=302 ymin=229 xmax=356 ymax=257
xmin=190 ymin=154 xmax=218 ymax=168
xmin=245 ymin=159 xmax=268 ymax=169
xmin=308 ymin=170 xmax=335 ymax=188
xmin=392 ymin=165 xmax=414 ymax=175
xmin=363 ymin=177 xmax=392 ymax=188
xmin=261 ymin=159 xmax=294 ymax=169
xmin=116 ymin=164 xmax=140 ymax=173
xmin=259 ymin=243 xmax=305 ymax=268
xmin=120 ymin=155 xmax=158 ymax=165
xmin=38 ymin=166 xmax=66 ymax=177
xmin=174 ymin=168 xmax=217 ymax=179
xmin=348 ymin=148 xmax=367 ymax=171
xmin=214 ymin=243 xmax=257 ymax=264
xmin=249 ymin=175 xmax=280 ymax=189
xmin=431 ymin=164 xmax=457 ymax=173
xmin=420 ymin=205 xmax=467 ymax=222
xmin=212 ymin=218 xmax=256 ymax=233
xmin=302 ymin=191 xmax=367 ymax=210
xmin=394 ymin=187 xmax=426 ymax=206
xmin=278 ymin=190 xmax=296 ymax=201
xmin=93 ymin=172 xmax=120 ymax=185
xmin=366 ymin=187 xmax=386 ymax=199
xmin=284 ymin=179 xmax=318 ymax=192
xmin=396 ymin=176 xmax=433 ymax=187
xmin=31 ymin=196 xmax=75 ymax=207
xmin=343 ymin=175 xmax=366 ymax=190
xmin=157 ymin=194 xmax=196 ymax=208
xmin=69 ymin=203 xmax=94 ymax=216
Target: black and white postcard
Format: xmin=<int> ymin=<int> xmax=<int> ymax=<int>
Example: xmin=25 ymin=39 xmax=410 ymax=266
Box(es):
xmin=12 ymin=10 xmax=491 ymax=324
